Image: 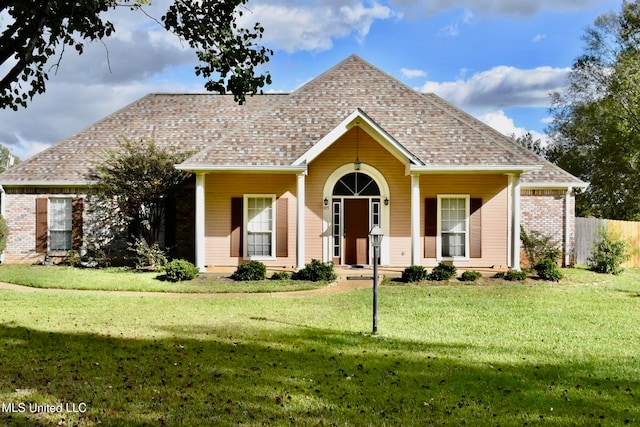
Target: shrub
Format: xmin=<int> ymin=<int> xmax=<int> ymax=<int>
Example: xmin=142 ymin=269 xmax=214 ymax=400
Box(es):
xmin=270 ymin=271 xmax=291 ymax=281
xmin=428 ymin=262 xmax=457 ymax=281
xmin=588 ymin=231 xmax=632 ymax=275
xmin=64 ymin=250 xmax=82 ymax=267
xmin=292 ymin=259 xmax=337 ymax=282
xmin=534 ymin=259 xmax=563 ymax=282
xmin=231 ymin=260 xmax=267 ymax=281
xmin=500 ymin=269 xmax=528 ymax=281
xmin=401 ymin=265 xmax=428 ymax=283
xmin=460 ymin=270 xmax=482 ymax=282
xmin=128 ymin=237 xmax=167 ymax=270
xmin=164 ymin=259 xmax=199 ymax=282
xmin=0 ymin=215 xmax=9 ymax=253
xmin=520 ymin=227 xmax=562 ymax=266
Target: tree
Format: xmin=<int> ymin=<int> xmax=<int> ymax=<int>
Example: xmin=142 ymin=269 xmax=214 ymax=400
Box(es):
xmin=547 ymin=0 xmax=640 ymax=220
xmin=92 ymin=139 xmax=192 ymax=247
xmin=0 ymin=144 xmax=19 ymax=173
xmin=0 ymin=0 xmax=272 ymax=110
xmin=511 ymin=132 xmax=546 ymax=157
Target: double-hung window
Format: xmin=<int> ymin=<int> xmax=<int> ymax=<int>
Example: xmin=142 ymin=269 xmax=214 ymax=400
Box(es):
xmin=438 ymin=195 xmax=469 ymax=259
xmin=244 ymin=195 xmax=276 ymax=258
xmin=49 ymin=198 xmax=72 ymax=251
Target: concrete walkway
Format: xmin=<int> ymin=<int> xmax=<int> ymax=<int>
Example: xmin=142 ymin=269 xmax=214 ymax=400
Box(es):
xmin=0 ymin=266 xmax=397 ymax=298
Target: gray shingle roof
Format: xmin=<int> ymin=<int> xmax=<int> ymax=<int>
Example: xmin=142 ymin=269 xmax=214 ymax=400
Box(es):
xmin=0 ymin=54 xmax=584 ymax=187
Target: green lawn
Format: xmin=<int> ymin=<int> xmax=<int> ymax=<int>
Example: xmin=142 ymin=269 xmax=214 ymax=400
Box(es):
xmin=0 ymin=264 xmax=324 ymax=293
xmin=0 ymin=268 xmax=639 ymax=425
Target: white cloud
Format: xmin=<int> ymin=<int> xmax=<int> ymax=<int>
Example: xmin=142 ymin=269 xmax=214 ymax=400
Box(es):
xmin=389 ymin=0 xmax=603 ymax=17
xmin=438 ymin=8 xmax=473 ymax=37
xmin=401 ymin=68 xmax=427 ymax=78
xmin=532 ymin=34 xmax=546 ymax=42
xmin=238 ymin=2 xmax=396 ymax=52
xmin=419 ymin=65 xmax=570 ymax=109
xmin=478 ymin=110 xmax=549 ymax=144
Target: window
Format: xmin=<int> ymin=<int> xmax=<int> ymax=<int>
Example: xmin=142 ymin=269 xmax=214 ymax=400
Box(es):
xmin=244 ymin=195 xmax=276 ymax=258
xmin=49 ymin=198 xmax=72 ymax=251
xmin=438 ymin=196 xmax=469 ymax=259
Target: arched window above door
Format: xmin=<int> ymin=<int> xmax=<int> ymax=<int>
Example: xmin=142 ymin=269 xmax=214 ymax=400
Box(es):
xmin=332 ymin=172 xmax=380 ymax=196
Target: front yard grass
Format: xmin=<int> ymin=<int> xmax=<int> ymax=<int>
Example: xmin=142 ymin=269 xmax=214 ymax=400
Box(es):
xmin=0 ymin=265 xmax=324 ymax=293
xmin=0 ymin=267 xmax=638 ymax=425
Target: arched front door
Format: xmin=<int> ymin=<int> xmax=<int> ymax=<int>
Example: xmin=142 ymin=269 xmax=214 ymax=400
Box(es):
xmin=332 ymin=172 xmax=381 ymax=265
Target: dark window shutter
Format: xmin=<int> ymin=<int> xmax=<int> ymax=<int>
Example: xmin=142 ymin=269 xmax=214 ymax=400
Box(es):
xmin=276 ymin=198 xmax=288 ymax=257
xmin=424 ymin=198 xmax=437 ymax=258
xmin=470 ymin=198 xmax=482 ymax=258
xmin=35 ymin=198 xmax=48 ymax=253
xmin=230 ymin=198 xmax=243 ymax=257
xmin=72 ymin=198 xmax=84 ymax=250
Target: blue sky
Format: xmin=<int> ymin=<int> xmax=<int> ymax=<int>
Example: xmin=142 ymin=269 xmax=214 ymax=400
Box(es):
xmin=0 ymin=0 xmax=623 ymax=160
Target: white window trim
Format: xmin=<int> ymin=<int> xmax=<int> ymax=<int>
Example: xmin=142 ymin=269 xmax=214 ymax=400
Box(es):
xmin=243 ymin=194 xmax=276 ymax=261
xmin=436 ymin=194 xmax=470 ymax=261
xmin=48 ymin=197 xmax=73 ymax=253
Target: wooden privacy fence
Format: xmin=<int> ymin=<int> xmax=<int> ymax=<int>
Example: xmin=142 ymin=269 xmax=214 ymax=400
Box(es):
xmin=575 ymin=217 xmax=640 ymax=267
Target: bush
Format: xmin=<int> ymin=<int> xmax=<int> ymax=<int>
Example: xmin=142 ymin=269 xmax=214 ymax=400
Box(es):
xmin=520 ymin=227 xmax=562 ymax=266
xmin=128 ymin=237 xmax=167 ymax=270
xmin=292 ymin=259 xmax=337 ymax=282
xmin=401 ymin=265 xmax=428 ymax=283
xmin=588 ymin=231 xmax=632 ymax=275
xmin=498 ymin=269 xmax=528 ymax=281
xmin=428 ymin=262 xmax=457 ymax=281
xmin=163 ymin=259 xmax=199 ymax=282
xmin=64 ymin=250 xmax=82 ymax=267
xmin=231 ymin=260 xmax=267 ymax=281
xmin=460 ymin=270 xmax=482 ymax=282
xmin=270 ymin=271 xmax=290 ymax=281
xmin=0 ymin=215 xmax=9 ymax=253
xmin=534 ymin=259 xmax=563 ymax=282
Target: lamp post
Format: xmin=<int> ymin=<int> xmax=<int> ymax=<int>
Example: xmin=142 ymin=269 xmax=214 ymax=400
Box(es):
xmin=369 ymin=226 xmax=383 ymax=334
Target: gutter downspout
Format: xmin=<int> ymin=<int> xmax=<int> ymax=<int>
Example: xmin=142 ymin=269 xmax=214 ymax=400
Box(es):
xmin=564 ymin=187 xmax=573 ymax=267
xmin=0 ymin=184 xmax=5 ymax=264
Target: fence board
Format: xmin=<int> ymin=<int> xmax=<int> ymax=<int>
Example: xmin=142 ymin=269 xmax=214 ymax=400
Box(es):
xmin=575 ymin=217 xmax=640 ymax=267
xmin=608 ymin=220 xmax=640 ymax=268
xmin=575 ymin=217 xmax=606 ymax=265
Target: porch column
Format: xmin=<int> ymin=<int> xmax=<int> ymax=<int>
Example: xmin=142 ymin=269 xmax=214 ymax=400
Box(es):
xmin=510 ymin=173 xmax=521 ymax=270
xmin=195 ymin=172 xmax=206 ymax=273
xmin=296 ymin=172 xmax=306 ymax=271
xmin=564 ymin=187 xmax=573 ymax=267
xmin=411 ymin=173 xmax=421 ymax=266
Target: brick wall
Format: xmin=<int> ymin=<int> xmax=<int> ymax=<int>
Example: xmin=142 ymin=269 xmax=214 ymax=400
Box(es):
xmin=520 ymin=189 xmax=575 ymax=266
xmin=2 ymin=188 xmax=88 ymax=263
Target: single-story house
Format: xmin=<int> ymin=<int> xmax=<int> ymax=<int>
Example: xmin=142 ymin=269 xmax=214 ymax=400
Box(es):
xmin=0 ymin=55 xmax=586 ymax=271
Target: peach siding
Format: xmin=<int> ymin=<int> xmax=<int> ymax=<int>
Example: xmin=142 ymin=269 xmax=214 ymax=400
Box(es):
xmin=204 ymin=173 xmax=297 ymax=267
xmin=202 ymin=128 xmax=510 ymax=268
xmin=420 ymin=174 xmax=509 ymax=268
xmin=306 ymin=127 xmax=412 ymax=265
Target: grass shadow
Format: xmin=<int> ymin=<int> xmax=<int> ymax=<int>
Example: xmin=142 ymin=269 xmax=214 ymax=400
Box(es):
xmin=0 ymin=323 xmax=638 ymax=426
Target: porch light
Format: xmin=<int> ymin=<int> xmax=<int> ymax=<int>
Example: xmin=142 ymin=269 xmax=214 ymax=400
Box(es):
xmin=324 ymin=198 xmax=329 ymax=206
xmin=384 ymin=197 xmax=389 ymax=206
xmin=369 ymin=225 xmax=384 ymax=335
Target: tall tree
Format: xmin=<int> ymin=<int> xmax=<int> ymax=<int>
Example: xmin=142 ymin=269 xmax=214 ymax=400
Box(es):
xmin=511 ymin=132 xmax=546 ymax=157
xmin=547 ymin=0 xmax=640 ymax=220
xmin=0 ymin=0 xmax=272 ymax=110
xmin=92 ymin=139 xmax=192 ymax=246
xmin=0 ymin=144 xmax=19 ymax=174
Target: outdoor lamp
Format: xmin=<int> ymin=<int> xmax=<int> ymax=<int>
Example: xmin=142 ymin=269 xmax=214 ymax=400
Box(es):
xmin=369 ymin=226 xmax=383 ymax=248
xmin=369 ymin=226 xmax=383 ymax=334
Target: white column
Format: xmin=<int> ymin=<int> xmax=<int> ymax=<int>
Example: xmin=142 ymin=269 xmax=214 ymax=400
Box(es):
xmin=195 ymin=172 xmax=206 ymax=273
xmin=296 ymin=172 xmax=306 ymax=271
xmin=411 ymin=173 xmax=421 ymax=266
xmin=511 ymin=174 xmax=521 ymax=270
xmin=564 ymin=187 xmax=573 ymax=267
